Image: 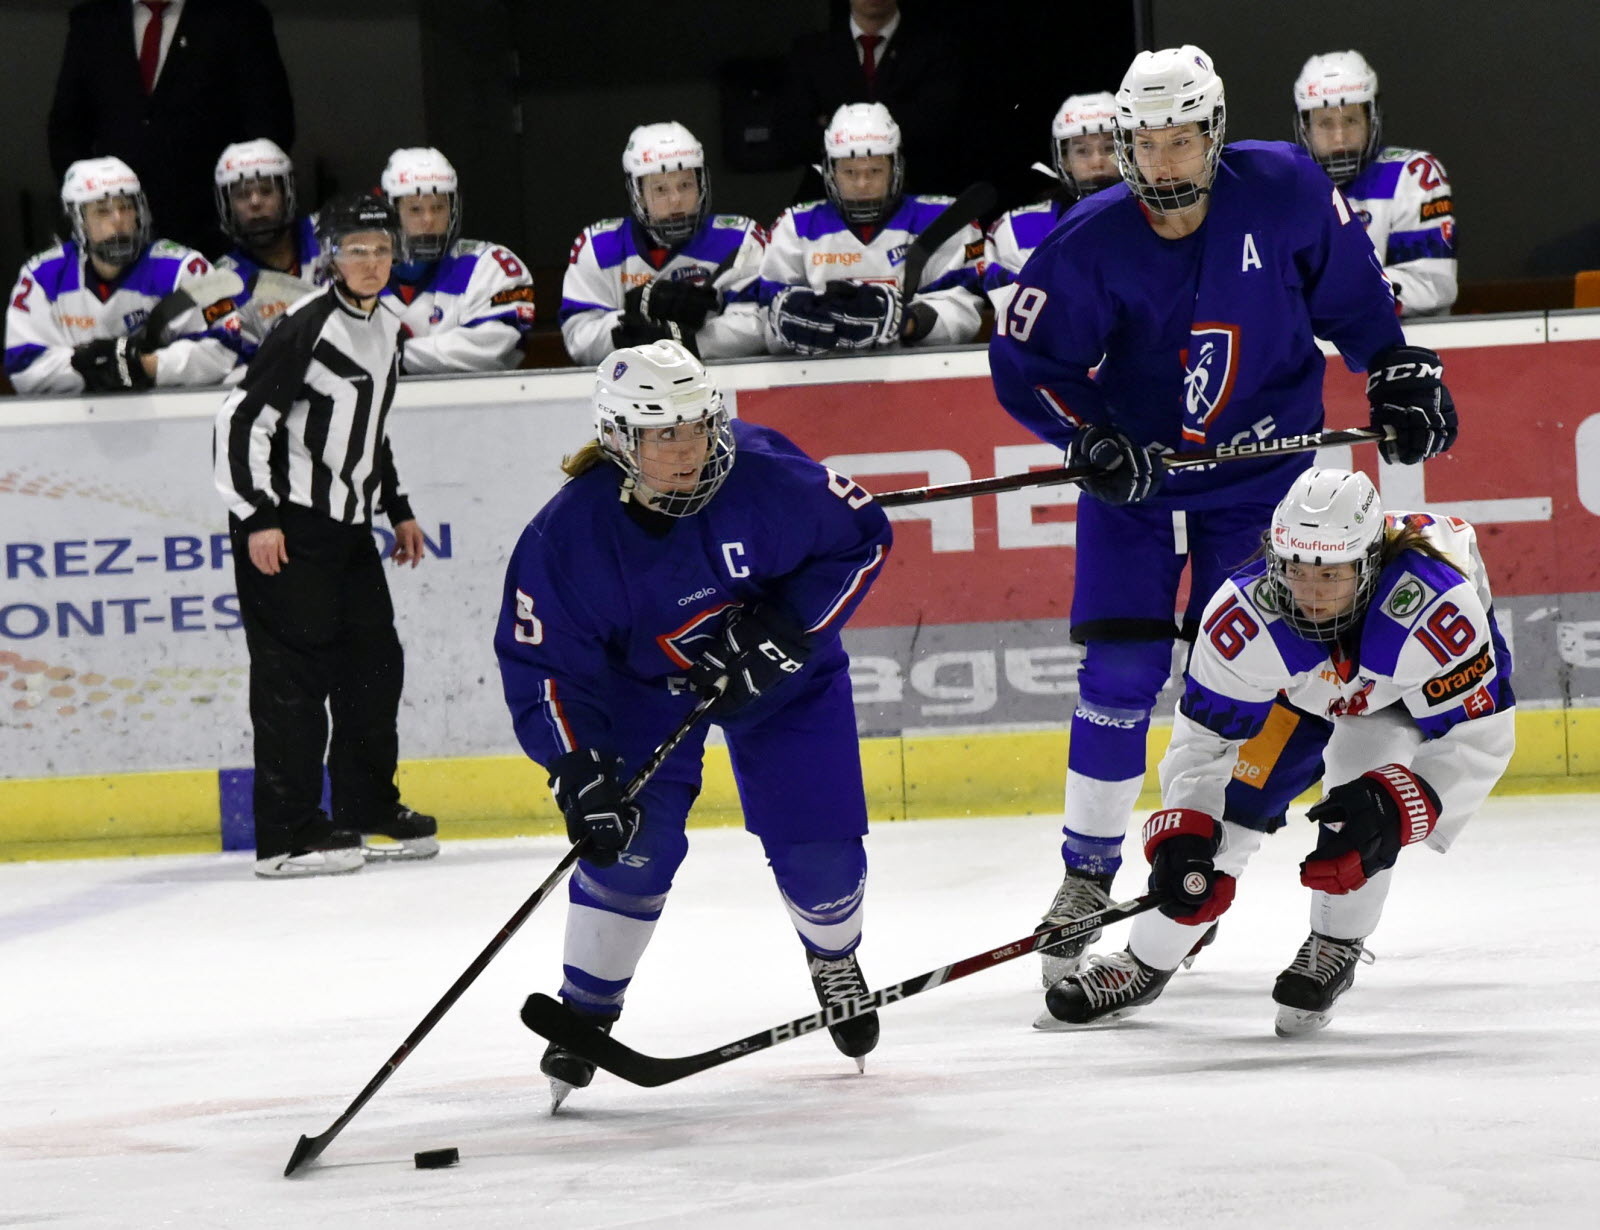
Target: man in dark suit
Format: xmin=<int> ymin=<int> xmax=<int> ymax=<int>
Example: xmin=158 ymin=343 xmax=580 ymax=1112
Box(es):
xmin=776 ymin=0 xmax=970 ymax=202
xmin=48 ymin=0 xmax=295 ymax=258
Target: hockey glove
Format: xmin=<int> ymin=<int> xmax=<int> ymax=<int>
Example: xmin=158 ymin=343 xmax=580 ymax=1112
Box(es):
xmin=824 ymin=281 xmax=902 ymax=350
xmin=639 ymin=278 xmax=721 ymax=331
xmin=686 ymin=604 xmax=814 ymax=717
xmin=1301 ymin=764 xmax=1441 ymax=893
xmin=769 ymin=287 xmax=836 ymax=354
xmin=548 ymin=748 xmax=641 ymax=868
xmin=1366 ymin=344 xmax=1457 ymax=465
xmin=1142 ymin=808 xmax=1235 ymax=924
xmin=71 ymin=336 xmax=155 ymax=393
xmin=1066 ymin=424 xmax=1163 ymax=505
xmin=901 ymin=301 xmax=938 ymax=344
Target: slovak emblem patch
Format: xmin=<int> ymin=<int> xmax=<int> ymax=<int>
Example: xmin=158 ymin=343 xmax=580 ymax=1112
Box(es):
xmin=1181 ymin=322 xmax=1240 ymax=444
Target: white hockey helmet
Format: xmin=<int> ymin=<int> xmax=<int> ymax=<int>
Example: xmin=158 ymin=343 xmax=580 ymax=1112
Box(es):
xmin=822 ymin=102 xmax=904 ymax=226
xmin=1266 ymin=467 xmax=1385 ymax=642
xmin=593 ymin=339 xmax=735 ymax=517
xmin=61 ymin=156 xmax=151 ymax=269
xmin=214 ymin=139 xmax=296 ymax=246
xmin=1113 ymin=45 xmax=1226 ymax=214
xmin=622 ymin=122 xmax=710 ymax=247
xmin=1050 ymin=92 xmax=1120 ymax=198
xmin=380 ymin=147 xmax=461 ymax=261
xmin=1293 ymin=51 xmax=1383 ymax=186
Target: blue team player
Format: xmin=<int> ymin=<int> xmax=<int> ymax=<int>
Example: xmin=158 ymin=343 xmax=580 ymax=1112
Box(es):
xmin=560 ymin=122 xmax=768 ymax=366
xmin=495 ymin=339 xmax=892 ymax=1109
xmin=213 ymin=139 xmax=324 ymax=351
xmin=987 ymin=45 xmax=1459 ymax=990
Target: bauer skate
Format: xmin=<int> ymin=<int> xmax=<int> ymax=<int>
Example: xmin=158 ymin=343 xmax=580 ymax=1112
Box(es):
xmin=808 ymin=950 xmax=879 ymax=1070
xmin=1272 ymin=931 xmax=1373 ymax=1037
xmin=1036 ymin=948 xmax=1174 ymax=1029
xmin=540 ymin=1015 xmax=614 ymax=1113
xmin=1036 ymin=868 xmax=1115 ymax=988
xmin=361 ymin=804 xmax=439 ymax=862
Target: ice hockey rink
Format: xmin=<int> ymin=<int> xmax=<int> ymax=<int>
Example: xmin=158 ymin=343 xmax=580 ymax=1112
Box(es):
xmin=4 ymin=795 xmax=1597 ymax=1229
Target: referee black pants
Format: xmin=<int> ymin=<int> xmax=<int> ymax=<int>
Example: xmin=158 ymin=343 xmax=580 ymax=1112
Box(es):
xmin=231 ymin=504 xmax=404 ymax=858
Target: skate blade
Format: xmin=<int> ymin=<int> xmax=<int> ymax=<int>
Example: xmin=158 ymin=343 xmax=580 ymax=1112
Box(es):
xmin=362 ymin=836 xmax=440 ymax=862
xmin=1032 ymin=1006 xmax=1138 ymax=1031
xmin=254 ymin=850 xmax=365 ymax=879
xmin=1274 ymin=1005 xmax=1332 ymax=1037
xmin=548 ymin=1077 xmax=576 ymax=1114
xmin=853 ymin=1057 xmax=866 ymax=1074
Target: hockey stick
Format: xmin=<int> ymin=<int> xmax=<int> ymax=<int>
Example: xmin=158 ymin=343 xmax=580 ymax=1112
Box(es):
xmin=875 ymin=426 xmax=1390 ymax=508
xmin=283 ymin=685 xmax=722 ymax=1177
xmin=900 ymin=180 xmax=997 ymax=308
xmin=519 ymin=892 xmax=1163 ymax=1088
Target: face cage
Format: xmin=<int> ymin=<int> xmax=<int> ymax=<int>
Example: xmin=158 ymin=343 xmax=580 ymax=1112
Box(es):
xmin=1113 ymin=110 xmax=1225 ymax=214
xmin=1265 ymin=544 xmax=1382 ymax=643
xmin=601 ymin=408 xmax=736 ymax=518
xmin=1052 ymin=137 xmax=1119 ymax=200
xmin=395 ymin=190 xmax=461 ymax=262
xmin=1294 ymin=101 xmax=1383 ymax=187
xmin=824 ymin=154 xmax=904 ymax=227
xmin=215 ymin=173 xmax=297 ymax=246
xmin=628 ymin=167 xmax=710 ymax=247
xmin=71 ymin=194 xmax=152 ymax=269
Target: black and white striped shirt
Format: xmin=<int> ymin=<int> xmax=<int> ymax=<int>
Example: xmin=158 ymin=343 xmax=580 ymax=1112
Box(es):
xmin=213 ymin=286 xmax=413 ymax=531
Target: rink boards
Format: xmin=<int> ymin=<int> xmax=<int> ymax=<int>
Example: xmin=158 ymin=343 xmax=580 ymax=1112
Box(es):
xmin=3 ymin=310 xmax=1599 ymax=857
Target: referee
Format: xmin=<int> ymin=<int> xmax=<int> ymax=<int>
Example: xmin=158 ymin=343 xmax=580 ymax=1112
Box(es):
xmin=214 ymin=194 xmax=439 ymax=879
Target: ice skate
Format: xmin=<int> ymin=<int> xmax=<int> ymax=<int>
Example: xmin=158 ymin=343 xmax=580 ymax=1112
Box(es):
xmin=1181 ymin=921 xmax=1220 ymax=970
xmin=254 ymin=815 xmax=363 ymax=879
xmin=808 ymin=950 xmax=878 ymax=1071
xmin=361 ymin=804 xmax=439 ymax=862
xmin=1036 ymin=868 xmax=1115 ymax=988
xmin=540 ymin=1017 xmax=613 ymax=1113
xmin=1036 ymin=948 xmax=1173 ymax=1029
xmin=1272 ymin=931 xmax=1373 ymax=1037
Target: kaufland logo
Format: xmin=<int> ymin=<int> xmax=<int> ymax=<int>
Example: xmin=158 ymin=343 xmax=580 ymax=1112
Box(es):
xmin=1286 ymin=532 xmax=1353 ymax=554
xmin=397 ymin=170 xmax=452 ymax=185
xmin=641 ymin=148 xmax=697 ymax=164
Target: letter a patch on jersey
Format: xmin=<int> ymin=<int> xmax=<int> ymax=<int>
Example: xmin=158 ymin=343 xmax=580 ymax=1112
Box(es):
xmin=1181 ymin=322 xmax=1240 ymax=444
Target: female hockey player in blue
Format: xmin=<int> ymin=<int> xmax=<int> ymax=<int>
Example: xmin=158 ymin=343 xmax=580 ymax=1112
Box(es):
xmin=495 ymin=339 xmax=892 ymax=1108
xmin=986 ymin=45 xmax=1460 ymax=989
xmin=1038 ymin=469 xmax=1514 ymax=1035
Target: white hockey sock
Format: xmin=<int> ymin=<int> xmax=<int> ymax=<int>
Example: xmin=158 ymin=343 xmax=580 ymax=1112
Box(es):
xmin=1063 ymin=769 xmax=1145 ymax=842
xmin=1311 ymin=866 xmax=1394 ymax=940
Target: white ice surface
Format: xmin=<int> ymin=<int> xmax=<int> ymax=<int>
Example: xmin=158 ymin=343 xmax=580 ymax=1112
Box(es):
xmin=3 ymin=796 xmax=1598 ymax=1229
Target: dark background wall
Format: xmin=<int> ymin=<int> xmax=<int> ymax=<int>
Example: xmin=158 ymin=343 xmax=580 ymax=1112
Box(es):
xmin=2 ymin=0 xmax=1597 ymax=294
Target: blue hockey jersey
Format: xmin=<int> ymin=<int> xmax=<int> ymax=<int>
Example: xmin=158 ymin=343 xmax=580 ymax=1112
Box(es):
xmin=495 ymin=419 xmax=892 ymax=780
xmin=989 ymin=141 xmax=1405 ymax=510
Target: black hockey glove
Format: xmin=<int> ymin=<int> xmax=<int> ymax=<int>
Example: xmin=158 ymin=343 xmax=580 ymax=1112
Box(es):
xmin=686 ymin=604 xmax=814 ymax=717
xmin=824 ymin=281 xmax=902 ymax=350
xmin=71 ymin=336 xmax=154 ymax=393
xmin=1141 ymin=808 xmax=1234 ymax=923
xmin=1366 ymin=344 xmax=1457 ymax=465
xmin=639 ymin=278 xmax=721 ymax=331
xmin=1066 ymin=424 xmax=1163 ymax=505
xmin=1301 ymin=764 xmax=1441 ymax=893
xmin=769 ymin=287 xmax=836 ymax=354
xmin=901 ymin=301 xmax=938 ymax=344
xmin=548 ymin=748 xmax=641 ymax=867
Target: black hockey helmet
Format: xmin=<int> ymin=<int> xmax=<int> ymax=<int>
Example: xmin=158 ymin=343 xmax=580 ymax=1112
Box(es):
xmin=316 ymin=192 xmax=401 ymax=255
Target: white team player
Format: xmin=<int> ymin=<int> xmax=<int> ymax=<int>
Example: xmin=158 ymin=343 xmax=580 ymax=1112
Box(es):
xmin=985 ymin=92 xmax=1119 ymax=319
xmin=1294 ymin=51 xmax=1457 ymax=316
xmin=559 ymin=122 xmax=768 ymax=367
xmin=213 ymin=139 xmax=323 ymax=350
xmin=379 ymin=147 xmax=537 ymax=372
xmin=760 ymin=102 xmax=983 ymax=354
xmin=6 ymin=158 xmax=242 ymax=395
xmin=1039 ymin=469 xmax=1515 ymax=1036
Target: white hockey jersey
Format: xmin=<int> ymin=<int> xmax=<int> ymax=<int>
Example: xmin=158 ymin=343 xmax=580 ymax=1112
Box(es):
xmin=5 ymin=239 xmax=243 ymax=395
xmin=1345 ymin=146 xmax=1457 ymax=317
xmin=982 ymin=199 xmax=1066 ymax=320
xmin=380 ymin=239 xmax=536 ymax=374
xmin=1161 ymin=513 xmax=1513 ymax=852
xmin=559 ymin=214 xmax=768 ymax=368
xmin=758 ymin=195 xmax=984 ymax=352
xmin=216 ymin=215 xmax=324 ymax=351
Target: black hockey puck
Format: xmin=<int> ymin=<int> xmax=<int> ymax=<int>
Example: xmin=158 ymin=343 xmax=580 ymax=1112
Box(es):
xmin=414 ymin=1147 xmax=459 ymax=1169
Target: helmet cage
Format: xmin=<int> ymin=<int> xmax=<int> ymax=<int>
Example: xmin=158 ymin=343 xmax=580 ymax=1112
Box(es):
xmin=1052 ymin=136 xmax=1119 ymax=200
xmin=215 ymin=171 xmax=297 ymax=247
xmin=1294 ymin=99 xmax=1383 ymax=187
xmin=1264 ymin=467 xmax=1385 ymax=642
xmin=69 ymin=191 xmax=151 ymax=270
xmin=1050 ymin=93 xmax=1120 ymax=199
xmin=823 ymin=153 xmax=904 ymax=227
xmin=626 ymin=165 xmax=710 ymax=247
xmin=1265 ymin=540 xmax=1382 ymax=642
xmin=1113 ymin=106 xmax=1225 ymax=214
xmin=390 ymin=188 xmax=460 ymax=262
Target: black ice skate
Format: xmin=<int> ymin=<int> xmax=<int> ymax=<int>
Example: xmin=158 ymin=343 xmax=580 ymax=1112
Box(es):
xmin=808 ymin=950 xmax=879 ymax=1071
xmin=361 ymin=804 xmax=439 ymax=862
xmin=254 ymin=813 xmax=364 ymax=879
xmin=1037 ymin=948 xmax=1174 ymax=1029
xmin=1036 ymin=868 xmax=1115 ymax=988
xmin=540 ymin=1016 xmax=614 ymax=1113
xmin=1272 ymin=931 xmax=1373 ymax=1037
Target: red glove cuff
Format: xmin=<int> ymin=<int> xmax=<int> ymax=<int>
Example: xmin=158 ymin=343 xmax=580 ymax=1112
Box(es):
xmin=1141 ymin=808 xmax=1216 ymax=862
xmin=1301 ymin=849 xmax=1368 ymax=894
xmin=1363 ymin=764 xmax=1440 ymax=847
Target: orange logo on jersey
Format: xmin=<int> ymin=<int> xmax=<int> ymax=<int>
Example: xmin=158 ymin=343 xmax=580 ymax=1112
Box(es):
xmin=811 ymin=251 xmax=862 ymax=267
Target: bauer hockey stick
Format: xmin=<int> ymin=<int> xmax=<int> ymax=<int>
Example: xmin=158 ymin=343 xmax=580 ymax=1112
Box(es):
xmin=519 ymin=891 xmax=1164 ymax=1088
xmin=874 ymin=426 xmax=1392 ymax=508
xmin=900 ymin=181 xmax=997 ymax=310
xmin=283 ymin=684 xmax=723 ymax=1177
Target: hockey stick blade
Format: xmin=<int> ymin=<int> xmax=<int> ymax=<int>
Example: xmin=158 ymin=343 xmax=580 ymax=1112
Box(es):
xmin=520 ymin=892 xmax=1163 ymax=1088
xmin=900 ymin=181 xmax=996 ymax=307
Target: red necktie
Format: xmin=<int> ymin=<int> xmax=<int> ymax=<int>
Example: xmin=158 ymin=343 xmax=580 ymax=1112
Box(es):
xmin=139 ymin=1 xmax=171 ymax=96
xmin=858 ymin=34 xmax=882 ymax=100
